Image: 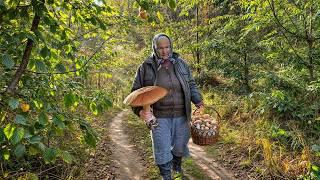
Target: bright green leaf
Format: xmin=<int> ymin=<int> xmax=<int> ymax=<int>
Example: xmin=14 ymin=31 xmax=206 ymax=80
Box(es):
xmin=8 ymin=98 xmax=19 ymax=110
xmin=4 ymin=123 xmax=15 ymax=140
xmin=64 ymin=44 xmax=72 ymax=54
xmin=11 ymin=127 xmax=25 ymax=145
xmin=312 ymin=165 xmax=319 ymax=172
xmin=168 ymin=0 xmax=176 ymax=9
xmin=14 ymin=114 xmax=27 ymax=125
xmin=64 ymin=93 xmax=74 ymax=108
xmin=0 ymin=111 xmax=6 ymax=122
xmin=14 ymin=144 xmax=26 ymax=158
xmin=90 ymin=102 xmax=98 ymax=115
xmin=157 ymin=11 xmax=164 ymax=23
xmin=2 ymin=54 xmax=15 ymax=69
xmin=33 ymin=100 xmax=43 ymax=109
xmin=2 ymin=149 xmax=10 ymax=160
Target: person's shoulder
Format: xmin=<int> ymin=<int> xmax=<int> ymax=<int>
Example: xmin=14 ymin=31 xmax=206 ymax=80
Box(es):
xmin=174 ymin=55 xmax=189 ymax=67
xmin=143 ymin=55 xmax=154 ymax=64
xmin=137 ymin=55 xmax=154 ymax=71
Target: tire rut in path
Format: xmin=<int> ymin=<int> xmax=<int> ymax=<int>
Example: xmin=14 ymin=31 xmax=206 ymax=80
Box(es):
xmin=108 ymin=110 xmax=145 ymax=179
xmin=189 ymin=141 xmax=236 ymax=180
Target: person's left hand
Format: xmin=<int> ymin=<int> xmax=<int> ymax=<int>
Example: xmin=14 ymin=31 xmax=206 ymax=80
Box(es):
xmin=194 ymin=102 xmax=205 ymax=115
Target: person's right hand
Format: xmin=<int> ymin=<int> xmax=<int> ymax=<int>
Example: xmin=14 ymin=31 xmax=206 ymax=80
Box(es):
xmin=139 ymin=109 xmax=155 ymax=123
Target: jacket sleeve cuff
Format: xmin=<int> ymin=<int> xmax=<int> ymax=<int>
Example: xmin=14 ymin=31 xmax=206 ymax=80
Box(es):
xmin=195 ymin=101 xmax=204 ymax=108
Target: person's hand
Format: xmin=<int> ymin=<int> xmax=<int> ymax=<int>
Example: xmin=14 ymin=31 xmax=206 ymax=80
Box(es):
xmin=193 ymin=102 xmax=205 ymax=115
xmin=139 ymin=109 xmax=158 ymax=129
xmin=139 ymin=109 xmax=154 ymax=122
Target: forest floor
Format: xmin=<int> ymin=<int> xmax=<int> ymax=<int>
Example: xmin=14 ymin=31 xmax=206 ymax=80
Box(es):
xmin=83 ymin=110 xmax=238 ymax=179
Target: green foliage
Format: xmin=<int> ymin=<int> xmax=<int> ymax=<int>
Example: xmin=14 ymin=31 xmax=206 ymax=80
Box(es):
xmin=0 ymin=0 xmax=117 ymax=176
xmin=269 ymin=125 xmax=304 ymax=151
xmin=14 ymin=144 xmax=26 ymax=158
xmin=8 ymin=98 xmax=19 ymax=110
xmin=2 ymin=54 xmax=15 ymax=69
xmin=264 ymin=90 xmax=298 ymax=119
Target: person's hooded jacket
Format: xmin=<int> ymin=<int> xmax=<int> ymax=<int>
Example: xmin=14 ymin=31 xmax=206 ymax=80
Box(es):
xmin=131 ymin=33 xmax=202 ymax=121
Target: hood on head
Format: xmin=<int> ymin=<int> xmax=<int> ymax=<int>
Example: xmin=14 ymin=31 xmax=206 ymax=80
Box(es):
xmin=152 ymin=33 xmax=173 ymax=60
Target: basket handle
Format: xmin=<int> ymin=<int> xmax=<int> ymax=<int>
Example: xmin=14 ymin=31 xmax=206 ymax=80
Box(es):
xmin=192 ymin=105 xmax=221 ymax=124
xmin=210 ymin=107 xmax=221 ymax=124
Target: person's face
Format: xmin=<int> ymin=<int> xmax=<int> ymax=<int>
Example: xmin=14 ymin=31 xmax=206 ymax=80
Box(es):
xmin=156 ymin=38 xmax=171 ymax=60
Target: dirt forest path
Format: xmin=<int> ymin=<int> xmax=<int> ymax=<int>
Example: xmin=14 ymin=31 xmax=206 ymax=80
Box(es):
xmin=108 ymin=110 xmax=146 ymax=179
xmin=104 ymin=110 xmax=236 ymax=179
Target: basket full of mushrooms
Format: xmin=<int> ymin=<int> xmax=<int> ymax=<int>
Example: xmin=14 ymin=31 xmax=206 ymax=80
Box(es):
xmin=190 ymin=108 xmax=221 ymax=146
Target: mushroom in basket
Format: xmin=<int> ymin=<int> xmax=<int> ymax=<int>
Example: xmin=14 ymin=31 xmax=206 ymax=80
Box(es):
xmin=191 ymin=113 xmax=219 ymax=137
xmin=123 ymin=86 xmax=168 ymax=129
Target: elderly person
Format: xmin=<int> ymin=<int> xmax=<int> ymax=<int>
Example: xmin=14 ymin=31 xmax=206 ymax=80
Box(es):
xmin=130 ymin=33 xmax=204 ymax=179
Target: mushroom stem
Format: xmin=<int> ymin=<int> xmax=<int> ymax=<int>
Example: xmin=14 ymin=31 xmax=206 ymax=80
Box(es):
xmin=143 ymin=105 xmax=151 ymax=112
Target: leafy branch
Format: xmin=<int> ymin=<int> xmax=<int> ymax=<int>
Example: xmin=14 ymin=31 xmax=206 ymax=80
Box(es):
xmin=26 ymin=37 xmax=111 ymax=75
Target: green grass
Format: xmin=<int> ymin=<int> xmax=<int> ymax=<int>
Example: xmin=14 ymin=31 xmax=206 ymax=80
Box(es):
xmin=124 ymin=112 xmax=160 ymax=179
xmin=182 ymin=157 xmax=211 ymax=180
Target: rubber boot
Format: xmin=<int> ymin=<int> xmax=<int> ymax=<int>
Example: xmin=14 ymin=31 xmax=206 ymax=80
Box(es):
xmin=172 ymin=154 xmax=182 ymax=173
xmin=158 ymin=161 xmax=172 ymax=180
xmin=172 ymin=154 xmax=183 ymax=179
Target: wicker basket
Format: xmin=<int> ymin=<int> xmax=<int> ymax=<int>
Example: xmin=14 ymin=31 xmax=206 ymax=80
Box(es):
xmin=190 ymin=108 xmax=221 ymax=146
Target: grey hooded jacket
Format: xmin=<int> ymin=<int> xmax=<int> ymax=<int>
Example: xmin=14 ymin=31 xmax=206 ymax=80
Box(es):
xmin=131 ymin=52 xmax=202 ymax=121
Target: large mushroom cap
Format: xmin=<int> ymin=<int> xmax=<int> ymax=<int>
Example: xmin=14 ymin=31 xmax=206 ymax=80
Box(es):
xmin=123 ymin=86 xmax=168 ymax=107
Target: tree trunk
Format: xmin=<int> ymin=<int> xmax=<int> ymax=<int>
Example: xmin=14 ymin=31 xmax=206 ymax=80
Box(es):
xmin=243 ymin=53 xmax=251 ymax=93
xmin=307 ymin=39 xmax=314 ymax=81
xmin=196 ymin=4 xmax=200 ymax=74
xmin=6 ymin=11 xmax=42 ymax=94
xmin=307 ymin=4 xmax=315 ymax=81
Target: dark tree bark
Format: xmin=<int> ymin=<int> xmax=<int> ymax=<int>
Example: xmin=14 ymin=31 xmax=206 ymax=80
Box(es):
xmin=6 ymin=10 xmax=42 ymax=94
xmin=243 ymin=53 xmax=251 ymax=93
xmin=196 ymin=4 xmax=200 ymax=74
